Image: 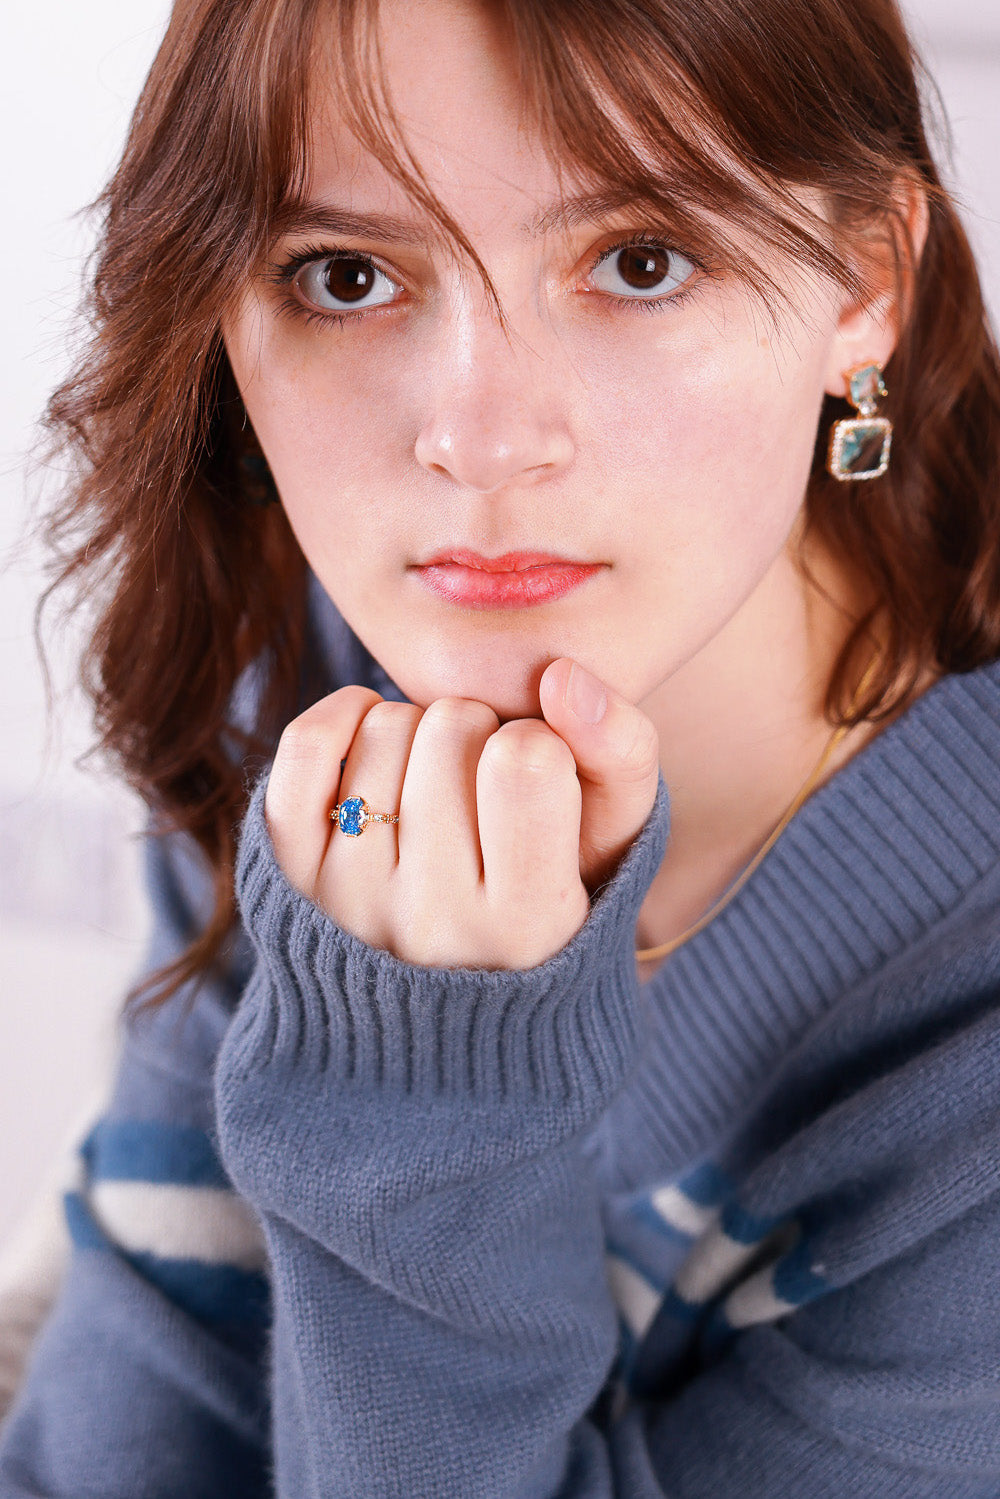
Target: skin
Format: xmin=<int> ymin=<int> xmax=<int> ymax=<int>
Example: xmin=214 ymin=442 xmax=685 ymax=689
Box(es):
xmin=223 ymin=0 xmax=921 ymax=970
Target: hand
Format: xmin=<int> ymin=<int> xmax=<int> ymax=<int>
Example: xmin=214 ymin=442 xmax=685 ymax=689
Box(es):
xmin=264 ymin=658 xmax=660 ymax=970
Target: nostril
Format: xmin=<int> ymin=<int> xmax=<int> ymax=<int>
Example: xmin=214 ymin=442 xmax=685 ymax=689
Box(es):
xmin=422 ymin=443 xmax=572 ymax=490
xmin=414 ymin=409 xmax=575 ymax=493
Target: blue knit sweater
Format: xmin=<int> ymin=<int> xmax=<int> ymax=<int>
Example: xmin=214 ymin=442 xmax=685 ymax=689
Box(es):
xmin=2 ymin=591 xmax=1000 ymax=1497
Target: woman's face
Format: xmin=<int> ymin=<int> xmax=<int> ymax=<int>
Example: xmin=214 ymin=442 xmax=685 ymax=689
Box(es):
xmin=224 ymin=0 xmax=867 ymax=720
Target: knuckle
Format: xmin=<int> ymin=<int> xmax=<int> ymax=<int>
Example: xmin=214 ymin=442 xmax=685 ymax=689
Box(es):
xmin=335 ymin=684 xmax=384 ymax=713
xmin=356 ymin=699 xmax=421 ymax=742
xmin=486 ymin=721 xmax=576 ymax=779
xmin=275 ymin=717 xmax=334 ymax=767
xmin=619 ymin=713 xmax=660 ymax=779
xmin=276 ymin=687 xmax=381 ymax=764
xmin=421 ymin=696 xmax=500 ymax=738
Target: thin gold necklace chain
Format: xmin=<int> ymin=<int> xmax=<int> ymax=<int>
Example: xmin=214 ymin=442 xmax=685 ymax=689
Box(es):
xmin=634 ymin=647 xmax=883 ymax=965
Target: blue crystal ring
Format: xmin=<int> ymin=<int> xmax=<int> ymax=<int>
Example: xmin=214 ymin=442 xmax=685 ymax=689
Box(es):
xmin=330 ymin=795 xmax=400 ymax=837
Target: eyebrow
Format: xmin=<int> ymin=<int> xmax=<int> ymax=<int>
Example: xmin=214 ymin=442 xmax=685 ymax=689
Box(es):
xmin=272 ymin=203 xmax=428 ymax=245
xmin=272 ymin=188 xmax=668 ymax=246
xmin=526 ymin=189 xmax=654 ymax=235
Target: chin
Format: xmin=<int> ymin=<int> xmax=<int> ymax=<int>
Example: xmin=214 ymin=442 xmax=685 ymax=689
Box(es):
xmin=379 ymin=640 xmax=554 ymax=723
xmin=397 ymin=667 xmax=547 ymax=724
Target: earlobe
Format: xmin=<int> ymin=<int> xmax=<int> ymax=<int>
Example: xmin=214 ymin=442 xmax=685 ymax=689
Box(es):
xmin=822 ymin=174 xmax=929 ymax=400
xmin=822 ymin=297 xmax=896 ymax=403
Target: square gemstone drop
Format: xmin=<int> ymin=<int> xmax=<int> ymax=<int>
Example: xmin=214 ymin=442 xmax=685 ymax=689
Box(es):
xmin=338 ymin=797 xmax=366 ymax=836
xmin=831 ymin=418 xmax=891 ymax=479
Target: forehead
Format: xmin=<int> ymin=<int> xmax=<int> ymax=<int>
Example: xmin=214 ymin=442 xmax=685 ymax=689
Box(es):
xmin=304 ymin=0 xmax=572 ymax=230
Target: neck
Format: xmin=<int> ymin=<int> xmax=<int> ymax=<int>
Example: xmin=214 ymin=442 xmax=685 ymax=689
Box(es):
xmin=635 ymin=534 xmax=882 ymax=956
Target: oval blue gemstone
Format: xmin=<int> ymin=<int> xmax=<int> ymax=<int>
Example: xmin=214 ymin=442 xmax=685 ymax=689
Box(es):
xmin=338 ymin=797 xmax=366 ymax=836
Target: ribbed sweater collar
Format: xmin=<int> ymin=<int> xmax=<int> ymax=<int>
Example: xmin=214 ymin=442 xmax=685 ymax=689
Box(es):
xmin=612 ymin=655 xmax=1000 ymax=1186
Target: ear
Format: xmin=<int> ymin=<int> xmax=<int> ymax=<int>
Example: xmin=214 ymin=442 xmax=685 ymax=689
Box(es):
xmin=823 ymin=175 xmax=929 ymax=401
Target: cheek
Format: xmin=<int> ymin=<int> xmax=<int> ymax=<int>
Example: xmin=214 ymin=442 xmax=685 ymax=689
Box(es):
xmin=590 ymin=321 xmax=828 ymax=558
xmin=225 ymin=307 xmax=408 ymax=538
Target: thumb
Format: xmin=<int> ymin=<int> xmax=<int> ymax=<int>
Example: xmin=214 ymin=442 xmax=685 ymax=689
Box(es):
xmin=539 ymin=657 xmax=661 ymax=891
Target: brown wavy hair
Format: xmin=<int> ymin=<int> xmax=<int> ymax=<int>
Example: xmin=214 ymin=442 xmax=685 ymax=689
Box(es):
xmin=40 ymin=0 xmax=1000 ymax=1004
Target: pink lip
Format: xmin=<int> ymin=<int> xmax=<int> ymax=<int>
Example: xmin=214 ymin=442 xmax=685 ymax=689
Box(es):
xmin=412 ymin=550 xmax=604 ymax=609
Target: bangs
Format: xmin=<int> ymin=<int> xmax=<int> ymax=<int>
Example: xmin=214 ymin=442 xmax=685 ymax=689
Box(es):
xmin=256 ymin=0 xmax=924 ymax=322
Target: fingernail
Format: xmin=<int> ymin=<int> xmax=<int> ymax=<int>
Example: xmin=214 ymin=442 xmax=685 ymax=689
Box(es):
xmin=566 ymin=662 xmax=607 ymax=725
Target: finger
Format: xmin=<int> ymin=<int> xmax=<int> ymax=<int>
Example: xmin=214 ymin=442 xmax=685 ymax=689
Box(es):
xmin=398 ymin=697 xmax=500 ymax=892
xmin=476 ymin=719 xmax=586 ymax=964
xmin=265 ymin=685 xmax=383 ymax=896
xmin=538 ymin=658 xmax=660 ymax=890
xmin=321 ymin=698 xmax=423 ymax=909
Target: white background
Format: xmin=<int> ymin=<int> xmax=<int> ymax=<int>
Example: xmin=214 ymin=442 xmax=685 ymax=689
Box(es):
xmin=1 ymin=0 xmax=999 ymax=1242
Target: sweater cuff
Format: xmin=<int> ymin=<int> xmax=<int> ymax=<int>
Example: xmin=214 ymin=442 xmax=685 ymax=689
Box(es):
xmin=233 ymin=774 xmax=669 ymax=1109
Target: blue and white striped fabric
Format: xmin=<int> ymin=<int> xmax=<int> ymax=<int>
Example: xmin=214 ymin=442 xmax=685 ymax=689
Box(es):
xmin=604 ymin=1161 xmax=829 ymax=1390
xmin=65 ymin=1119 xmax=269 ymax=1329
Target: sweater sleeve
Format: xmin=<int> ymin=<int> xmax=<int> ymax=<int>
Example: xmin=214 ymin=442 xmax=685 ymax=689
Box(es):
xmin=216 ymin=780 xmax=1000 ymax=1499
xmin=0 ymin=829 xmax=273 ymax=1498
xmin=213 ymin=774 xmax=670 ymax=1499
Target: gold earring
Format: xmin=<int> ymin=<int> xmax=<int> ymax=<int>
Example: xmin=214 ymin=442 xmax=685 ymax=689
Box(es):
xmin=827 ymin=362 xmax=892 ymax=482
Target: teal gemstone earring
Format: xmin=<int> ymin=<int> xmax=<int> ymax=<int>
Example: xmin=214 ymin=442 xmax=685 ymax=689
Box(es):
xmin=827 ymin=362 xmax=892 ymax=481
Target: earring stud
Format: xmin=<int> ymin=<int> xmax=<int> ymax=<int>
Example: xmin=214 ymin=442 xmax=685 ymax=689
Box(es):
xmin=827 ymin=362 xmax=892 ymax=481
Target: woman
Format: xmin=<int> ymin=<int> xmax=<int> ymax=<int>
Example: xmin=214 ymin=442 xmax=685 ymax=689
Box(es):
xmin=2 ymin=0 xmax=999 ymax=1492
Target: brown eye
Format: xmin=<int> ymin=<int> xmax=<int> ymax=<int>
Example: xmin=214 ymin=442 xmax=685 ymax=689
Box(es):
xmin=294 ymin=255 xmax=400 ymax=314
xmin=323 ymin=258 xmax=375 ymax=302
xmin=590 ymin=242 xmax=696 ymax=301
xmin=617 ymin=247 xmax=671 ymax=290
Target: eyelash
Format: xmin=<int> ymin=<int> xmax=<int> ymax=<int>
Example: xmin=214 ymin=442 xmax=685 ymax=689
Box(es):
xmin=266 ymin=242 xmax=371 ymax=329
xmin=266 ymin=233 xmax=705 ymax=327
xmin=588 ymin=233 xmax=705 ymax=315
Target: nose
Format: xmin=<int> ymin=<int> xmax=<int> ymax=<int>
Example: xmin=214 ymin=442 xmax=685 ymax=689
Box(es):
xmin=413 ymin=309 xmax=576 ymax=493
